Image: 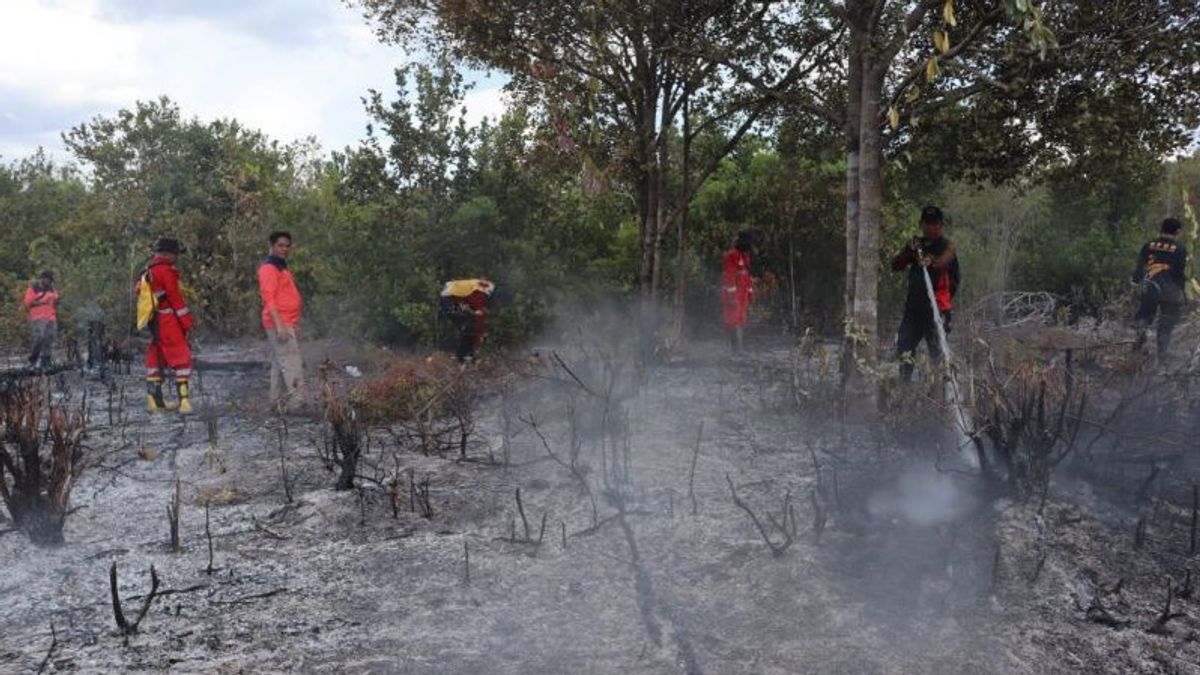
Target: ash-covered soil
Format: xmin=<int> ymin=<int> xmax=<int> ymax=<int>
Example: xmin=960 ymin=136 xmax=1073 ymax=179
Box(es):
xmin=1 ymin=338 xmax=1199 ymax=674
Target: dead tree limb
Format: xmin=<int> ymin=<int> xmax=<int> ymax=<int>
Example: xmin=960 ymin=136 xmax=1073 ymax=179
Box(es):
xmin=1135 ymin=465 xmax=1160 ymax=505
xmin=127 ymin=584 xmax=208 ymax=601
xmin=36 ymin=622 xmax=57 ymax=675
xmin=166 ymin=478 xmax=181 ymax=552
xmin=109 ymin=563 xmax=127 ymax=634
xmin=506 ymin=488 xmax=548 ymax=548
xmin=211 ymin=587 xmax=288 ymax=605
xmin=726 ymin=474 xmax=793 ymax=556
xmin=810 ymin=489 xmax=827 ymax=543
xmin=1082 ymin=581 xmax=1129 ymax=630
xmin=250 ymin=515 xmax=288 ymax=541
xmin=551 ymin=351 xmax=600 ymax=399
xmin=1027 ymin=551 xmax=1048 ymax=586
xmin=515 ymin=488 xmax=531 ymax=541
xmin=521 ymin=414 xmax=598 ymax=526
xmin=687 ymin=422 xmax=703 ymax=516
xmin=1148 ymin=578 xmax=1187 ymax=634
xmin=415 ymin=476 xmax=433 ymax=518
xmin=204 ymin=502 xmax=214 ymax=575
xmin=463 ymin=540 xmax=470 ymax=585
xmin=1085 ymin=598 xmax=1128 ymax=629
xmin=109 ymin=563 xmax=160 ymax=638
xmin=1177 ymin=569 xmax=1193 ymax=600
xmin=277 ymin=422 xmax=293 ymax=504
xmin=991 ymin=544 xmax=1002 ymax=590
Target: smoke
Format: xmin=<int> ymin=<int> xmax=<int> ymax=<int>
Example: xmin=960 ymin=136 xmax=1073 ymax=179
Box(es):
xmin=867 ymin=463 xmax=978 ymax=526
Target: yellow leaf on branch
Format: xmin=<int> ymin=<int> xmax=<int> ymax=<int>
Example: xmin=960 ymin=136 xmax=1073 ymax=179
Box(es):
xmin=933 ymin=30 xmax=950 ymax=54
xmin=943 ymin=0 xmax=957 ymax=27
xmin=888 ymin=106 xmax=900 ymax=130
xmin=925 ymin=56 xmax=940 ymax=82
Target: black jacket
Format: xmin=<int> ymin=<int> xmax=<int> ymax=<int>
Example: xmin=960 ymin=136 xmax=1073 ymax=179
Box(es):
xmin=892 ymin=236 xmax=959 ymax=315
xmin=1134 ymin=236 xmax=1188 ymax=290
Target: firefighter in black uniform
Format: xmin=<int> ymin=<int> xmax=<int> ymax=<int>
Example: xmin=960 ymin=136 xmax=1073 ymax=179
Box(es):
xmin=1133 ymin=217 xmax=1189 ymax=359
xmin=891 ymin=206 xmax=960 ymax=382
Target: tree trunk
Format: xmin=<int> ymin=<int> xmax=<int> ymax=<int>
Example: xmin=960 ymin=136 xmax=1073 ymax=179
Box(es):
xmin=852 ymin=64 xmax=886 ymax=364
xmin=650 ymin=168 xmax=666 ymax=300
xmin=788 ymin=234 xmax=798 ymax=330
xmin=635 ymin=67 xmax=661 ymax=364
xmin=637 ymin=73 xmax=659 ymax=297
xmin=671 ymin=85 xmax=692 ymax=342
xmin=841 ymin=28 xmax=864 ymax=386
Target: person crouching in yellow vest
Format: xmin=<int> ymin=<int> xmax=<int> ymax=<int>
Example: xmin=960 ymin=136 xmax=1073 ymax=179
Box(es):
xmin=439 ymin=279 xmax=495 ymax=363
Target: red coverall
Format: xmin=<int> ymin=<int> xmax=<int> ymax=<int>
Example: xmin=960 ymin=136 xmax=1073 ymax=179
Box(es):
xmin=141 ymin=255 xmax=193 ymax=382
xmin=721 ymin=248 xmax=753 ymax=329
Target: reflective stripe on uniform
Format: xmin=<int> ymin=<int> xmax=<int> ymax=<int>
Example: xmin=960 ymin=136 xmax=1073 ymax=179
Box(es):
xmin=175 ymin=307 xmax=190 ymax=316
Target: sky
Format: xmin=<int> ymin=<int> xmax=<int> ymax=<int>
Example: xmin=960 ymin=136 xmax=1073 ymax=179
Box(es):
xmin=0 ymin=0 xmax=509 ymax=162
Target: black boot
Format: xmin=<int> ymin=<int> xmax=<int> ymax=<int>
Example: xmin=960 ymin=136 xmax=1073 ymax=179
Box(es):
xmin=146 ymin=379 xmax=174 ymax=412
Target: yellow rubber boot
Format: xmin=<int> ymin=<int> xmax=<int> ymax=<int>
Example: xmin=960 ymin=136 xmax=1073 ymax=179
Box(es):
xmin=176 ymin=380 xmax=193 ymax=414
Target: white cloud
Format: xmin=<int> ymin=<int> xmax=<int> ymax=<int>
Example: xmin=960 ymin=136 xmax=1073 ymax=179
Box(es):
xmin=0 ymin=0 xmax=509 ymax=161
xmin=462 ymin=87 xmax=509 ymax=128
xmin=0 ymin=0 xmax=142 ymax=106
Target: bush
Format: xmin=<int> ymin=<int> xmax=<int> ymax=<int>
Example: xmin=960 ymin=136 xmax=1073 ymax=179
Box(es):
xmin=350 ymin=353 xmax=464 ymax=424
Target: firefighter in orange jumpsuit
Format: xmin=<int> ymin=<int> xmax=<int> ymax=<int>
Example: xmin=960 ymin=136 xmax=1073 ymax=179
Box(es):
xmin=21 ymin=270 xmax=59 ymax=368
xmin=721 ymin=231 xmax=755 ymax=353
xmin=141 ymin=237 xmax=194 ymax=413
xmin=440 ymin=279 xmax=495 ymax=363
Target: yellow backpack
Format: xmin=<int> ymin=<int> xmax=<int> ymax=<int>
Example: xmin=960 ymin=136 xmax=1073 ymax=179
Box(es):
xmin=135 ymin=270 xmax=155 ymax=331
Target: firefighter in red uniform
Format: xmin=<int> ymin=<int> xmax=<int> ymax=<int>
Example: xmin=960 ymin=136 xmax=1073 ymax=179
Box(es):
xmin=141 ymin=237 xmax=194 ymax=413
xmin=440 ymin=279 xmax=495 ymax=363
xmin=891 ymin=206 xmax=959 ymax=382
xmin=721 ymin=230 xmax=755 ymax=353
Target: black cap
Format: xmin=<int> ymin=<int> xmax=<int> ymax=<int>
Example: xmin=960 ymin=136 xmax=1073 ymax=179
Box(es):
xmin=1161 ymin=217 xmax=1184 ymax=235
xmin=735 ymin=229 xmax=755 ymax=252
xmin=920 ymin=206 xmax=944 ymax=224
xmin=153 ymin=237 xmax=183 ymax=254
xmin=39 ymin=270 xmax=54 ymax=281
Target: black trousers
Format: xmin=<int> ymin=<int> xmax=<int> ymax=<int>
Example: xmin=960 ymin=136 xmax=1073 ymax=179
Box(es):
xmin=450 ymin=313 xmax=477 ymax=361
xmin=28 ymin=320 xmax=56 ymax=368
xmin=1134 ymin=282 xmax=1184 ymax=356
xmin=897 ymin=309 xmax=951 ymax=381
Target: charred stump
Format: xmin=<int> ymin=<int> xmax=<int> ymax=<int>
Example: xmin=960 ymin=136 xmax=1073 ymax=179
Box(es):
xmin=0 ymin=382 xmax=86 ymax=546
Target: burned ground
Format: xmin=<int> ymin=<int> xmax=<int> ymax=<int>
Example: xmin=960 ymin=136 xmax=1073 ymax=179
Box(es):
xmin=1 ymin=335 xmax=1199 ymax=674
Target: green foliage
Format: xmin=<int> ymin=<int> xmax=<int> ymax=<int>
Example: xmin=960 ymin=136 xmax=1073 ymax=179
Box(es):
xmin=14 ymin=0 xmax=1188 ymax=358
xmin=682 ymin=140 xmax=846 ymax=334
xmin=59 ymin=97 xmax=301 ymax=335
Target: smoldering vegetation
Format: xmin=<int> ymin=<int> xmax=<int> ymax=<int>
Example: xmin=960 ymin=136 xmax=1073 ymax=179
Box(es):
xmin=1 ymin=310 xmax=1200 ymax=673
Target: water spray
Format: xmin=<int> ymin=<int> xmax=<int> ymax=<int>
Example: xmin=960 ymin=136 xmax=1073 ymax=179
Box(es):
xmin=918 ymin=257 xmax=978 ymax=471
